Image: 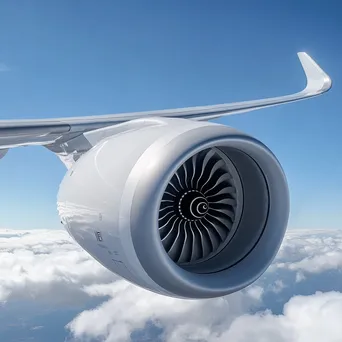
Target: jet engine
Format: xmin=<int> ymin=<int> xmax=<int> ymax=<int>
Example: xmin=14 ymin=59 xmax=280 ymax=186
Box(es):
xmin=57 ymin=117 xmax=289 ymax=299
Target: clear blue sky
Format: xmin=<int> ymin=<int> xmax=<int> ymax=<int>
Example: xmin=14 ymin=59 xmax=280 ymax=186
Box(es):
xmin=0 ymin=1 xmax=341 ymax=230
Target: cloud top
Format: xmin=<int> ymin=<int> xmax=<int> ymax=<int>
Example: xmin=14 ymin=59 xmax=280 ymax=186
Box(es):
xmin=1 ymin=228 xmax=342 ymax=342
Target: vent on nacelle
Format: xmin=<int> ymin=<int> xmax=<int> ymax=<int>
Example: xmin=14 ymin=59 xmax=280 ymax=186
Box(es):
xmin=158 ymin=147 xmax=243 ymax=266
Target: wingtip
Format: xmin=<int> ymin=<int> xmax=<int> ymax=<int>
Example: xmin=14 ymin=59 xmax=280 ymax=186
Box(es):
xmin=297 ymin=51 xmax=332 ymax=94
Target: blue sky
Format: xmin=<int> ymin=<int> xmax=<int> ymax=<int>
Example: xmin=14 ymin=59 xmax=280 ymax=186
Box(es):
xmin=0 ymin=1 xmax=341 ymax=230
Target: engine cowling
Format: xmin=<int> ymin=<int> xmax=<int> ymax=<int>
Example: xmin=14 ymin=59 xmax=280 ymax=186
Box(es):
xmin=57 ymin=117 xmax=289 ymax=299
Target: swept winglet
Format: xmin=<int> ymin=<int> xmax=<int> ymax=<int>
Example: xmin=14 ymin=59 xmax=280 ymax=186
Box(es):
xmin=297 ymin=52 xmax=332 ymax=96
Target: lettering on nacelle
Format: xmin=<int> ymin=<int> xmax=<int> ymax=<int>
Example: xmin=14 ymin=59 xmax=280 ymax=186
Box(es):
xmin=95 ymin=231 xmax=103 ymax=242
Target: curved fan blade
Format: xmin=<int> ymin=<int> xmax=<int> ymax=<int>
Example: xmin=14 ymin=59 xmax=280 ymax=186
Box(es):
xmin=158 ymin=147 xmax=242 ymax=265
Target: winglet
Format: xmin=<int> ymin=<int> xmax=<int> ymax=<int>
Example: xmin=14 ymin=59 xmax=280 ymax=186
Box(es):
xmin=297 ymin=52 xmax=332 ymax=96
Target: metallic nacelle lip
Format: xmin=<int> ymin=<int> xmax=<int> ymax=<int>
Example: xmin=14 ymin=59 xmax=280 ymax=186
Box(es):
xmin=126 ymin=122 xmax=289 ymax=298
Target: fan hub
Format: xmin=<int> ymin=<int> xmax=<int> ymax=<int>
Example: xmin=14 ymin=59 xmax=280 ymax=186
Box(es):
xmin=178 ymin=190 xmax=209 ymax=221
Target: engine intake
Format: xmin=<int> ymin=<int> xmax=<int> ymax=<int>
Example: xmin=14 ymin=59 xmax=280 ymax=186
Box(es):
xmin=159 ymin=147 xmax=243 ymax=266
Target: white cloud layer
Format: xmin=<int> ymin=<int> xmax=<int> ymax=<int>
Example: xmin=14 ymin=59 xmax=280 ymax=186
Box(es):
xmin=273 ymin=230 xmax=342 ymax=275
xmin=0 ymin=230 xmax=116 ymax=305
xmin=1 ymin=229 xmax=342 ymax=342
xmin=68 ymin=281 xmax=263 ymax=342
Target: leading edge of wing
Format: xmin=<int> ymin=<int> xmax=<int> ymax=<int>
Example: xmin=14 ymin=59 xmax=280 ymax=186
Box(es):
xmin=0 ymin=52 xmax=332 ymax=133
xmin=162 ymin=51 xmax=332 ymax=121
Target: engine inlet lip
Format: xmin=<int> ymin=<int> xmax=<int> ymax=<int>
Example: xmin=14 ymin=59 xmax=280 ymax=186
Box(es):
xmin=127 ymin=124 xmax=289 ymax=298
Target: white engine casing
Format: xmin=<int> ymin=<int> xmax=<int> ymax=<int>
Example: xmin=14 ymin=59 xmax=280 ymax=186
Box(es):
xmin=57 ymin=117 xmax=289 ymax=299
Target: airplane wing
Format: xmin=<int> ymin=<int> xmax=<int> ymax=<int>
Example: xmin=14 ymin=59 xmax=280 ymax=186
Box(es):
xmin=0 ymin=52 xmax=332 ymax=163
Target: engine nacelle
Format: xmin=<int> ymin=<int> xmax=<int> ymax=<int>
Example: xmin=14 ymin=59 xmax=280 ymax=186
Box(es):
xmin=57 ymin=118 xmax=289 ymax=299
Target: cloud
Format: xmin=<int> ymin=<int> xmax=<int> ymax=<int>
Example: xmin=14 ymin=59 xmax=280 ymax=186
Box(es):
xmin=273 ymin=230 xmax=342 ymax=275
xmin=1 ymin=229 xmax=342 ymax=341
xmin=221 ymin=291 xmax=342 ymax=342
xmin=0 ymin=229 xmax=116 ymax=306
xmin=0 ymin=63 xmax=10 ymax=72
xmin=67 ymin=281 xmax=263 ymax=342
